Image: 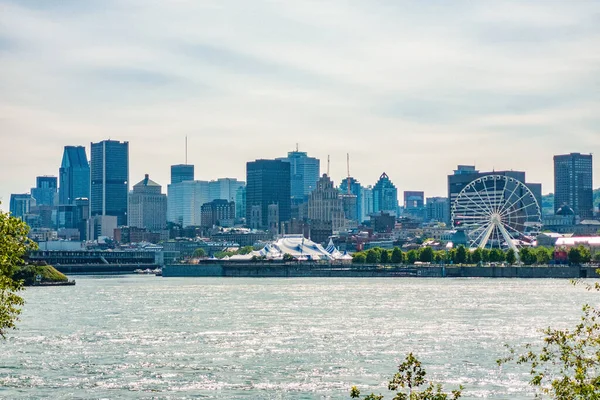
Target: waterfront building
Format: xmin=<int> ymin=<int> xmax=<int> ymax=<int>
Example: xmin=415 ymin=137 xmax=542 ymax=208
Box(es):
xmin=167 ymin=180 xmax=210 ymax=227
xmin=235 ymin=186 xmax=246 ymax=220
xmin=31 ymin=176 xmax=58 ymax=207
xmin=209 ymin=178 xmax=245 ymax=204
xmin=277 ymin=150 xmax=320 ymax=202
xmin=9 ymin=193 xmax=34 ymax=220
xmin=246 ymin=159 xmax=291 ymax=230
xmin=308 ymin=174 xmax=347 ymax=232
xmin=90 ymin=140 xmax=129 ymax=226
xmin=425 ymin=197 xmax=449 ymax=224
xmin=59 ymin=146 xmax=90 ymax=205
xmin=170 ymin=164 xmax=194 ymax=184
xmin=373 ymin=172 xmax=399 ymax=216
xmin=88 ymin=215 xmax=118 ymax=240
xmin=200 ymin=199 xmax=235 ymax=228
xmin=128 ymin=174 xmax=167 ymax=231
xmin=554 ymin=153 xmax=594 ymax=219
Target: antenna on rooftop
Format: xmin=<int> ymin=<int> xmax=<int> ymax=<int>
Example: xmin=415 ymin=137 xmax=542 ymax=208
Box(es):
xmin=185 ymin=135 xmax=188 ymax=165
xmin=296 ymin=143 xmax=299 ymax=152
xmin=327 ymin=155 xmax=330 ymax=177
xmin=346 ymin=153 xmax=351 ymax=194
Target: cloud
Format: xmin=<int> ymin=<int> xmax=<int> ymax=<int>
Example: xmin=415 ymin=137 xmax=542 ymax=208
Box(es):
xmin=0 ymin=0 xmax=599 ymax=209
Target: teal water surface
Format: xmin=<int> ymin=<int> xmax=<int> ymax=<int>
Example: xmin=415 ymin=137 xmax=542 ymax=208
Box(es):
xmin=1 ymin=276 xmax=597 ymax=399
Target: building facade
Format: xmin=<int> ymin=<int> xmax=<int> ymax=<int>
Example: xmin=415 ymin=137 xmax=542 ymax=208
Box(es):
xmin=554 ymin=153 xmax=594 ymax=219
xmin=167 ymin=180 xmax=210 ymax=227
xmin=208 ymin=178 xmax=245 ymax=204
xmin=277 ymin=151 xmax=320 ymax=202
xmin=128 ymin=174 xmax=167 ymax=231
xmin=246 ymin=159 xmax=291 ymax=230
xmin=9 ymin=193 xmax=34 ymax=220
xmin=170 ymin=164 xmax=194 ymax=184
xmin=200 ymin=199 xmax=235 ymax=228
xmin=90 ymin=140 xmax=129 ymax=226
xmin=31 ymin=176 xmax=58 ymax=207
xmin=308 ymin=174 xmax=347 ymax=232
xmin=59 ymin=145 xmax=90 ymax=205
xmin=235 ymin=186 xmax=246 ymax=220
xmin=425 ymin=197 xmax=449 ymax=224
xmin=372 ymin=172 xmax=399 ymax=216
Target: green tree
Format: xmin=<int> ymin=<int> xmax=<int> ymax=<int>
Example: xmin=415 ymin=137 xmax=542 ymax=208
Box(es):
xmin=282 ymin=253 xmax=295 ymax=261
xmin=593 ymin=253 xmax=600 ymax=263
xmin=534 ymin=247 xmax=553 ymax=264
xmin=353 ymin=252 xmax=367 ymax=264
xmin=419 ymin=247 xmax=434 ymax=263
xmin=471 ymin=248 xmax=483 ymax=264
xmin=366 ymin=249 xmax=381 ymax=264
xmin=1 ymin=206 xmax=37 ymax=338
xmin=350 ymin=353 xmax=463 ymax=400
xmin=569 ymin=246 xmax=592 ymax=265
xmin=193 ymin=248 xmax=206 ymax=258
xmin=380 ymin=249 xmax=391 ymax=264
xmin=434 ymin=251 xmax=446 ymax=264
xmin=447 ymin=249 xmax=457 ymax=264
xmin=519 ymin=247 xmax=536 ymax=265
xmin=238 ymin=246 xmax=254 ymax=255
xmin=481 ymin=248 xmax=491 ymax=263
xmin=505 ymin=249 xmax=517 ymax=265
xmin=455 ymin=246 xmax=467 ymax=264
xmin=391 ymin=247 xmax=404 ymax=264
xmin=406 ymin=250 xmax=419 ymax=264
xmin=489 ymin=249 xmax=506 ymax=263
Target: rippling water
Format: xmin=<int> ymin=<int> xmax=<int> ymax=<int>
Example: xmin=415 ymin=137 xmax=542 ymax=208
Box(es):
xmin=1 ymin=276 xmax=597 ymax=399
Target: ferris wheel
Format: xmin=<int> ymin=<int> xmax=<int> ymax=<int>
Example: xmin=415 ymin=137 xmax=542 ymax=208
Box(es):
xmin=451 ymin=175 xmax=542 ymax=252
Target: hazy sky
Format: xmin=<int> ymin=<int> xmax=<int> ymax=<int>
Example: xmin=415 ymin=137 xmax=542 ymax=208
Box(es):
xmin=1 ymin=0 xmax=599 ymax=210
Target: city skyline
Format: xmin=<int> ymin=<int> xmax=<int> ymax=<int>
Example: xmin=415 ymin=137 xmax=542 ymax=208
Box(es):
xmin=1 ymin=1 xmax=600 ymax=209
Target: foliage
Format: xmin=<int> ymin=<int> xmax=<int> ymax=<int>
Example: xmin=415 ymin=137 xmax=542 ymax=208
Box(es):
xmin=419 ymin=247 xmax=434 ymax=263
xmin=488 ymin=249 xmax=506 ymax=263
xmin=455 ymin=246 xmax=467 ymax=264
xmin=568 ymin=246 xmax=592 ymax=266
xmin=193 ymin=248 xmax=206 ymax=258
xmin=433 ymin=251 xmax=446 ymax=264
xmin=499 ymin=304 xmax=600 ymax=399
xmin=506 ymin=249 xmax=517 ymax=265
xmin=366 ymin=249 xmax=381 ymax=263
xmin=471 ymin=248 xmax=483 ymax=264
xmin=282 ymin=253 xmax=295 ymax=262
xmin=391 ymin=247 xmax=405 ymax=264
xmin=480 ymin=248 xmax=491 ymax=263
xmin=406 ymin=250 xmax=419 ymax=265
xmin=594 ymin=253 xmax=600 ymax=263
xmin=350 ymin=353 xmax=463 ymax=400
xmin=1 ymin=206 xmax=37 ymax=338
xmin=238 ymin=246 xmax=255 ymax=255
xmin=353 ymin=252 xmax=367 ymax=264
xmin=534 ymin=247 xmax=553 ymax=264
xmin=12 ymin=265 xmax=68 ymax=286
xmin=381 ymin=249 xmax=391 ymax=264
xmin=519 ymin=247 xmax=537 ymax=265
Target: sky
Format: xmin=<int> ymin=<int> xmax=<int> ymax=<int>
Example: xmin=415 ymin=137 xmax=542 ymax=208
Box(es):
xmin=1 ymin=0 xmax=599 ymax=210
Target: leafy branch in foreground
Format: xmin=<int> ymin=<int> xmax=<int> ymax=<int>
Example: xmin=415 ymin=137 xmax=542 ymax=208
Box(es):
xmin=350 ymin=353 xmax=463 ymax=400
xmin=498 ymin=271 xmax=600 ymax=399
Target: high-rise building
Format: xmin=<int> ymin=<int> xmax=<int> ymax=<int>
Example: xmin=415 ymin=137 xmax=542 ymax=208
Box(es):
xmin=90 ymin=140 xmax=129 ymax=226
xmin=362 ymin=186 xmax=374 ymax=222
xmin=170 ymin=164 xmax=194 ymax=184
xmin=209 ymin=178 xmax=245 ymax=203
xmin=235 ymin=186 xmax=246 ymax=220
xmin=339 ymin=177 xmax=365 ymax=223
xmin=128 ymin=174 xmax=167 ymax=231
xmin=554 ymin=153 xmax=594 ymax=219
xmin=277 ymin=151 xmax=320 ymax=201
xmin=31 ymin=176 xmax=58 ymax=207
xmin=425 ymin=197 xmax=449 ymax=224
xmin=167 ymin=180 xmax=210 ymax=227
xmin=246 ymin=159 xmax=291 ymax=230
xmin=308 ymin=174 xmax=347 ymax=232
xmin=403 ymin=191 xmax=426 ymax=220
xmin=373 ymin=173 xmax=399 ymax=216
xmin=59 ymin=146 xmax=90 ymax=205
xmin=201 ymin=199 xmax=235 ymax=228
xmin=9 ymin=193 xmax=34 ymax=220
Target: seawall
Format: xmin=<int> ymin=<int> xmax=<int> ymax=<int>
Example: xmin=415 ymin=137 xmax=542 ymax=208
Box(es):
xmin=163 ymin=263 xmax=600 ymax=279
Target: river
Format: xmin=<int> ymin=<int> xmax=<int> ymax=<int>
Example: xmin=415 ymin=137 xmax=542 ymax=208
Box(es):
xmin=1 ymin=276 xmax=597 ymax=399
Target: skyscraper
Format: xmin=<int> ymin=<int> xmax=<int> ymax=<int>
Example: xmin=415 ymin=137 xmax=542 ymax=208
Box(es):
xmin=554 ymin=153 xmax=593 ymax=219
xmin=277 ymin=151 xmax=320 ymax=202
xmin=167 ymin=180 xmax=210 ymax=227
xmin=372 ymin=172 xmax=399 ymax=216
xmin=90 ymin=140 xmax=129 ymax=226
xmin=170 ymin=164 xmax=194 ymax=184
xmin=308 ymin=174 xmax=347 ymax=232
xmin=59 ymin=146 xmax=90 ymax=205
xmin=208 ymin=178 xmax=245 ymax=203
xmin=31 ymin=176 xmax=58 ymax=206
xmin=128 ymin=174 xmax=167 ymax=231
xmin=9 ymin=193 xmax=33 ymax=220
xmin=246 ymin=159 xmax=291 ymax=230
